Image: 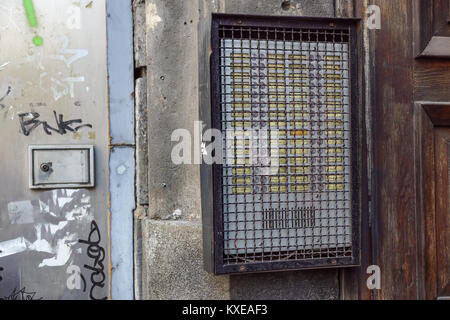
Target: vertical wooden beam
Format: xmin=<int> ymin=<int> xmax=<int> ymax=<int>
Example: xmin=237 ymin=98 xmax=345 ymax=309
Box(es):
xmin=372 ymin=0 xmax=418 ymax=299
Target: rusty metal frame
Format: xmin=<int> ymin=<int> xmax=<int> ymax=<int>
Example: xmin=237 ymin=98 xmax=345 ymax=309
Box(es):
xmin=207 ymin=13 xmax=362 ymax=275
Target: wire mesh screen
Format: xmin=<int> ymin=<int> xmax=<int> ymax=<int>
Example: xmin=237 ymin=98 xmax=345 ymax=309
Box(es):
xmin=218 ymin=24 xmax=353 ymax=265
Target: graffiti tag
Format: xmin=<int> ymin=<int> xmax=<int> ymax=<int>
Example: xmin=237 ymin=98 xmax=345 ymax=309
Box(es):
xmin=0 ymin=287 xmax=41 ymax=300
xmin=18 ymin=110 xmax=92 ymax=136
xmin=79 ymin=220 xmax=107 ymax=300
xmin=0 ymin=250 xmax=3 ymax=283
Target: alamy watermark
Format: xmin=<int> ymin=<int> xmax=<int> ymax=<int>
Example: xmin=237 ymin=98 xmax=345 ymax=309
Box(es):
xmin=366 ymin=5 xmax=381 ymax=30
xmin=366 ymin=265 xmax=381 ymax=290
xmin=171 ymin=121 xmax=281 ymax=175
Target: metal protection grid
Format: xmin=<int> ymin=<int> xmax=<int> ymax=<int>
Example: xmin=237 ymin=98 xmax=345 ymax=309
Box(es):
xmin=211 ymin=15 xmax=360 ymax=273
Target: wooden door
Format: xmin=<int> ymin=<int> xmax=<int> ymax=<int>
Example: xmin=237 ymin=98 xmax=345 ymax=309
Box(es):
xmin=324 ymin=0 xmax=450 ymax=300
xmin=415 ymin=0 xmax=450 ymax=300
xmin=361 ymin=0 xmax=450 ymax=299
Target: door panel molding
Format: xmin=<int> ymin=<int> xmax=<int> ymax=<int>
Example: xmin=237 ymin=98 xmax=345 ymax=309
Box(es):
xmin=414 ymin=101 xmax=450 ymax=299
xmin=414 ymin=0 xmax=450 ymax=58
xmin=433 ymin=129 xmax=450 ymax=297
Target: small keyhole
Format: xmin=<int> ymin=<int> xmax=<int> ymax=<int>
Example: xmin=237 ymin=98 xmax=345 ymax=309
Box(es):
xmin=40 ymin=163 xmax=51 ymax=172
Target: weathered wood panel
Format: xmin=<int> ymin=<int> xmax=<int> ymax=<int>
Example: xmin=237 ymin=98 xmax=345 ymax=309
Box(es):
xmin=415 ymin=60 xmax=450 ymax=101
xmin=433 ymin=129 xmax=450 ymax=297
xmin=372 ymin=0 xmax=418 ymax=299
xmin=414 ymin=0 xmax=450 ymax=57
xmin=335 ymin=0 xmax=354 ymax=17
xmin=414 ymin=103 xmax=438 ymax=300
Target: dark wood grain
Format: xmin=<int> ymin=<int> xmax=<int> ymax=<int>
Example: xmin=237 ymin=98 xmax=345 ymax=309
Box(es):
xmin=448 ymin=0 xmax=450 ymax=22
xmin=335 ymin=0 xmax=354 ymax=17
xmin=423 ymin=104 xmax=450 ymax=126
xmin=422 ymin=117 xmax=438 ymax=300
xmin=415 ymin=0 xmax=450 ymax=57
xmin=367 ymin=0 xmax=450 ymax=300
xmin=434 ymin=0 xmax=450 ymax=35
xmin=373 ymin=0 xmax=418 ymax=299
xmin=414 ymin=103 xmax=438 ymax=299
xmin=413 ymin=2 xmax=450 ymax=298
xmin=415 ymin=0 xmax=434 ymax=56
xmin=433 ymin=129 xmax=450 ymax=297
xmin=415 ymin=60 xmax=450 ymax=101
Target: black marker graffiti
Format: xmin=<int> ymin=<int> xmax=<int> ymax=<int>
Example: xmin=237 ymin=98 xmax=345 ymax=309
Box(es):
xmin=18 ymin=110 xmax=92 ymax=136
xmin=79 ymin=220 xmax=107 ymax=300
xmin=80 ymin=273 xmax=87 ymax=292
xmin=0 ymin=86 xmax=12 ymax=110
xmin=0 ymin=287 xmax=41 ymax=300
xmin=0 ymin=250 xmax=3 ymax=283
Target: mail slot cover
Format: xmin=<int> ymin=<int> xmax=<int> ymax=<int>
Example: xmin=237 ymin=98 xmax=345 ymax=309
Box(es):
xmin=29 ymin=145 xmax=94 ymax=189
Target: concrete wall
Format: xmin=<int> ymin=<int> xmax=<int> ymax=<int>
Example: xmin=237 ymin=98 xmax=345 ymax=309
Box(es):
xmin=141 ymin=0 xmax=341 ymax=300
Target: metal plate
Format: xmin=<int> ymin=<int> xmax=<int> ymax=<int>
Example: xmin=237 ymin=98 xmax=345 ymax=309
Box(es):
xmin=29 ymin=145 xmax=94 ymax=189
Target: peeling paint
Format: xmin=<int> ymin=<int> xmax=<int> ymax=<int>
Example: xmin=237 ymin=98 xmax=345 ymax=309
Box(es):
xmin=172 ymin=209 xmax=182 ymax=219
xmin=0 ymin=190 xmax=94 ymax=268
xmin=117 ymin=164 xmax=127 ymax=175
xmin=50 ymin=36 xmax=89 ymax=67
xmin=0 ymin=4 xmax=21 ymax=32
xmin=39 ymin=233 xmax=78 ymax=267
xmin=7 ymin=201 xmax=35 ymax=225
xmin=0 ymin=238 xmax=29 ymax=258
xmin=147 ymin=3 xmax=162 ymax=30
xmin=0 ymin=62 xmax=10 ymax=71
